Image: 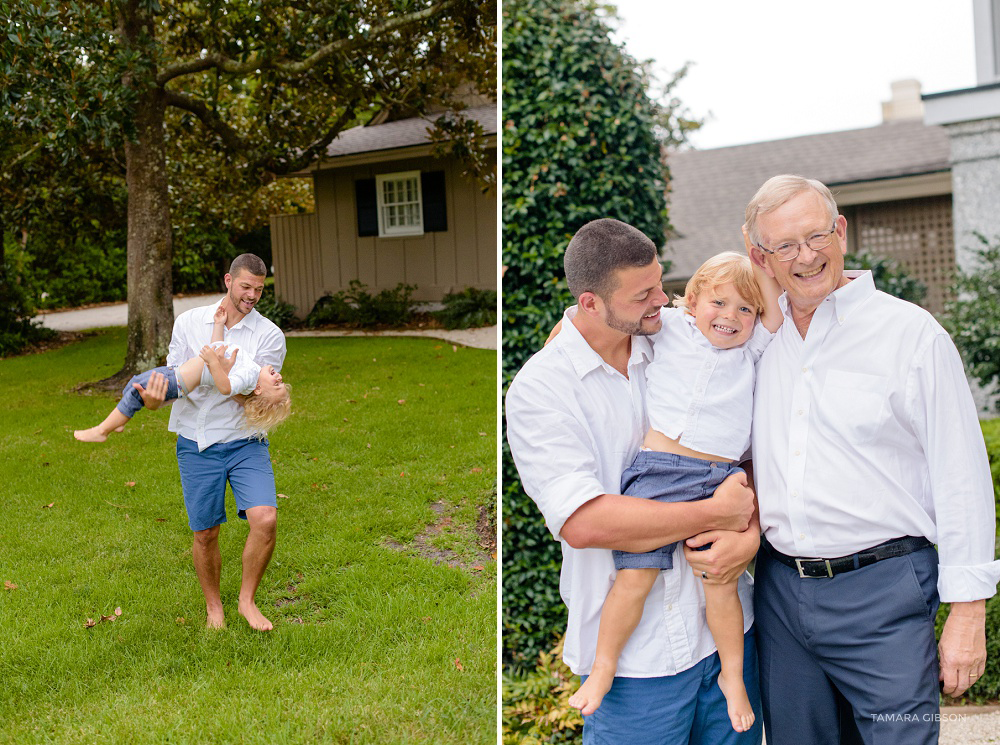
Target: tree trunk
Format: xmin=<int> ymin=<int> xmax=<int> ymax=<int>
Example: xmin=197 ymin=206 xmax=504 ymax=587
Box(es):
xmin=99 ymin=3 xmax=173 ymax=389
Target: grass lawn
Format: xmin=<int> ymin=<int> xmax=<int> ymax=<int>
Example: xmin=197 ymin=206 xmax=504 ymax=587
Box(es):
xmin=0 ymin=328 xmax=497 ymax=744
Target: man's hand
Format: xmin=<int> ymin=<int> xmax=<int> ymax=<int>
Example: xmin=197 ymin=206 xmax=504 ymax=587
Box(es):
xmin=132 ymin=371 xmax=168 ymax=410
xmin=684 ymin=528 xmax=760 ymax=584
xmin=939 ymin=600 xmax=987 ymax=698
xmin=706 ymin=471 xmax=754 ymax=532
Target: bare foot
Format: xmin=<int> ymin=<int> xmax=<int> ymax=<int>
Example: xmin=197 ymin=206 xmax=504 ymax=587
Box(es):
xmin=206 ymin=606 xmax=226 ymax=629
xmin=74 ymin=427 xmax=109 ymax=443
xmin=717 ymin=671 xmax=755 ymax=732
xmin=238 ymin=599 xmax=273 ymax=631
xmin=568 ymin=666 xmax=614 ymax=716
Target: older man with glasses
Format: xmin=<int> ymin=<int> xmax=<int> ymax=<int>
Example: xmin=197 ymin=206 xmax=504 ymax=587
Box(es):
xmin=683 ymin=174 xmax=1000 ymax=744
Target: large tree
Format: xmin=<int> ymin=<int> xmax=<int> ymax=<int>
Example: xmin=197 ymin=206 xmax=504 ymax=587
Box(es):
xmin=501 ymin=0 xmax=697 ymax=670
xmin=1 ymin=0 xmax=495 ymax=383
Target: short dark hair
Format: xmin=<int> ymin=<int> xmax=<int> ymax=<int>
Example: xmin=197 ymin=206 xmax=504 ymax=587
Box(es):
xmin=564 ymin=218 xmax=658 ymax=299
xmin=229 ymin=253 xmax=267 ymax=278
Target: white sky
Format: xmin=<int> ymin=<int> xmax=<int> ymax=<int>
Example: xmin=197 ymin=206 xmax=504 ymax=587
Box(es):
xmin=609 ymin=0 xmax=977 ymax=150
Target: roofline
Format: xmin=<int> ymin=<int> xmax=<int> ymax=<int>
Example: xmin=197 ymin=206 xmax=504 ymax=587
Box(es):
xmin=922 ymin=80 xmax=1000 ymax=100
xmin=279 ymin=134 xmax=497 ymax=178
xmin=828 ymin=169 xmax=952 ymax=206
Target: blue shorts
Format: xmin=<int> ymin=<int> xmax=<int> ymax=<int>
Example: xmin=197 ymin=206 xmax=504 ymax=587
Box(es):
xmin=615 ymin=450 xmax=744 ymax=571
xmin=176 ymin=435 xmax=278 ymax=532
xmin=117 ymin=366 xmax=187 ymax=418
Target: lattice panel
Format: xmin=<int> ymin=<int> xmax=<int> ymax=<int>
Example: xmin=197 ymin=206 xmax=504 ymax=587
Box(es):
xmin=846 ymin=195 xmax=954 ymax=315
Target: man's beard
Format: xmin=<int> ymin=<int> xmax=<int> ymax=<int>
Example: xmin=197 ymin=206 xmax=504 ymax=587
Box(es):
xmin=230 ymin=289 xmax=254 ymax=313
xmin=605 ymin=305 xmax=659 ymax=336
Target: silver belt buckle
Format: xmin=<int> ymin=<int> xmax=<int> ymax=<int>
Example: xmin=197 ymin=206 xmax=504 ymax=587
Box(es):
xmin=795 ymin=557 xmax=833 ymax=578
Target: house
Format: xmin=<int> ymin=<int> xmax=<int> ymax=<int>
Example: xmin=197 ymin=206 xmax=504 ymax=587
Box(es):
xmin=665 ymin=80 xmax=955 ymax=315
xmin=269 ymin=102 xmax=497 ymax=317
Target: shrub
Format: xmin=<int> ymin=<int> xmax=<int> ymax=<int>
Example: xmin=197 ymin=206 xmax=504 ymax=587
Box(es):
xmin=943 ymin=234 xmax=1000 ymax=409
xmin=502 ymin=639 xmax=583 ymax=744
xmin=305 ymin=280 xmax=417 ymax=329
xmin=254 ymin=287 xmax=298 ymax=331
xmin=435 ymin=287 xmax=497 ymax=329
xmin=0 ymin=259 xmax=56 ymax=357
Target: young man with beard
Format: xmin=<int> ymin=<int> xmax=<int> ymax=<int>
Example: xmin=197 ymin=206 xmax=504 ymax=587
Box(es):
xmin=139 ymin=253 xmax=286 ymax=631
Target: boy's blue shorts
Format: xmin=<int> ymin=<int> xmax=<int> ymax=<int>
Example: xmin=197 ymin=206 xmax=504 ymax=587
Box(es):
xmin=176 ymin=435 xmax=277 ymax=532
xmin=614 ymin=450 xmax=744 ymax=571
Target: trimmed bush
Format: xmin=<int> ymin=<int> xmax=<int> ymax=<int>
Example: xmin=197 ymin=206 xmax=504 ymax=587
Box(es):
xmin=253 ymin=287 xmax=298 ymax=331
xmin=306 ymin=280 xmax=417 ymax=329
xmin=435 ymin=287 xmax=497 ymax=329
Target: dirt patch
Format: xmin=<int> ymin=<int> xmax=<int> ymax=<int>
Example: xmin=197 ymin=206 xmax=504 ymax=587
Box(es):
xmin=385 ymin=500 xmax=496 ymax=573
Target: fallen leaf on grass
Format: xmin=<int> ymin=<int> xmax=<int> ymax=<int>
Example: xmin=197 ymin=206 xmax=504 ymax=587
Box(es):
xmin=125 ymin=481 xmax=136 ymax=487
xmin=42 ymin=503 xmax=54 ymax=509
xmin=454 ymin=658 xmax=464 ymax=672
xmin=4 ymin=581 xmax=18 ymax=590
xmin=472 ymin=566 xmax=485 ymax=572
xmin=478 ymin=432 xmax=487 ymax=437
xmin=155 ymin=518 xmax=167 ymax=522
xmin=421 ymin=616 xmax=432 ymax=623
xmin=399 ymin=472 xmax=406 ymax=478
xmin=86 ymin=607 xmax=123 ymax=628
xmin=104 ymin=500 xmax=128 ymax=509
xmin=176 ymin=617 xmax=186 ymax=625
xmin=452 ymin=345 xmax=458 ymax=352
xmin=277 ymin=493 xmax=290 ymax=499
xmin=470 ymin=467 xmax=483 ymax=474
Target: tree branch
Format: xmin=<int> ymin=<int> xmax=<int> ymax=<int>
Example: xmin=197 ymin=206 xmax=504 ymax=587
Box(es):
xmin=162 ymin=89 xmax=255 ymax=154
xmin=156 ymin=0 xmax=459 ymax=86
xmin=255 ymin=99 xmax=361 ymax=176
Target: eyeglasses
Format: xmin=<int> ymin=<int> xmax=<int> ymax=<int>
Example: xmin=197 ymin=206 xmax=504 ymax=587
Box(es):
xmin=757 ymin=222 xmax=838 ymax=262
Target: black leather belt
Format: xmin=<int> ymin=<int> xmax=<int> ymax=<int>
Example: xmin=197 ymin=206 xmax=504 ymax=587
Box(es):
xmin=761 ymin=535 xmax=933 ymax=579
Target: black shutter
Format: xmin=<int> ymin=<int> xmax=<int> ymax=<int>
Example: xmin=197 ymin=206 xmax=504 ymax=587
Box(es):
xmin=355 ymin=178 xmax=378 ymax=237
xmin=421 ymin=171 xmax=447 ymax=233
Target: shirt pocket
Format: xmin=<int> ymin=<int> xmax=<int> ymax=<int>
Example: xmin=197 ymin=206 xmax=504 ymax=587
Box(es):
xmin=818 ymin=370 xmax=889 ymax=445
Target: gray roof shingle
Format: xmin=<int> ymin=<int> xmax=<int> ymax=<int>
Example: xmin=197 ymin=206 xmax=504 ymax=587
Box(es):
xmin=322 ymin=103 xmax=497 ymax=159
xmin=664 ymin=120 xmax=950 ymax=279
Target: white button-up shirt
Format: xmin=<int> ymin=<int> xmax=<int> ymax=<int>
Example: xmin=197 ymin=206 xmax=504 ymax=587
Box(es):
xmin=753 ymin=271 xmax=1000 ymax=602
xmin=646 ymin=308 xmax=772 ymax=460
xmin=167 ymin=301 xmax=285 ymax=451
xmin=506 ymin=307 xmax=754 ymax=677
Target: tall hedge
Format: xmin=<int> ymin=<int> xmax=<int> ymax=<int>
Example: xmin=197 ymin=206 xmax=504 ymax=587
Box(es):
xmin=501 ymin=0 xmax=679 ymax=671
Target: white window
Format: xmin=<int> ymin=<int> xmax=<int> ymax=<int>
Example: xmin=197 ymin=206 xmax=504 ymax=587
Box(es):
xmin=375 ymin=171 xmax=424 ymax=237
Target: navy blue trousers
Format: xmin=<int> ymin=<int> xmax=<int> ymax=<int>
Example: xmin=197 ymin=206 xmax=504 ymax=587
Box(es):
xmin=754 ymin=544 xmax=940 ymax=745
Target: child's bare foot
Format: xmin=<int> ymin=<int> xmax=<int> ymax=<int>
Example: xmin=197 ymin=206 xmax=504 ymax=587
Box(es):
xmin=718 ymin=671 xmax=755 ymax=732
xmin=74 ymin=427 xmax=109 ymax=443
xmin=569 ymin=666 xmax=614 ymax=716
xmin=205 ymin=607 xmax=226 ymax=629
xmin=238 ymin=599 xmax=273 ymax=631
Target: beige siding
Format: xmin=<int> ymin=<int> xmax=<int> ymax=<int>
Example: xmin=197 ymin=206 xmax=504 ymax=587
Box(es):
xmin=270 ymin=213 xmax=321 ymax=318
xmin=271 ymin=152 xmax=496 ymax=316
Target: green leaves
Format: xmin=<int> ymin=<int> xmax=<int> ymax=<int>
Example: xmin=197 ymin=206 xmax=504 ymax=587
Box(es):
xmin=943 ymin=234 xmax=1000 ymax=407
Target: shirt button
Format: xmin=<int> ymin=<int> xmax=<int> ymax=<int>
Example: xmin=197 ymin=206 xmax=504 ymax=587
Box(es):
xmin=791 ymin=491 xmax=798 ymax=498
xmin=799 ymin=533 xmax=806 ymax=540
xmin=797 ymin=409 xmax=804 ymax=415
xmin=667 ymin=604 xmax=673 ymax=611
xmin=794 ymin=450 xmax=800 ymax=456
xmin=802 ymin=366 xmax=808 ymax=373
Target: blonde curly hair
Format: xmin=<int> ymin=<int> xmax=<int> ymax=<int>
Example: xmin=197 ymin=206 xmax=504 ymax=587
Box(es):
xmin=242 ymin=384 xmax=292 ymax=438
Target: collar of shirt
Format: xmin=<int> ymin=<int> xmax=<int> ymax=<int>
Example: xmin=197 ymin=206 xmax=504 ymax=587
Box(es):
xmin=778 ymin=269 xmax=874 ymax=326
xmin=555 ymin=305 xmax=654 ymax=379
xmin=203 ymin=304 xmax=263 ymax=333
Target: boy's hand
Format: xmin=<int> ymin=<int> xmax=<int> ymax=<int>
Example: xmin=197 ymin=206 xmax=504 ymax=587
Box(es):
xmin=214 ymin=306 xmax=227 ymax=325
